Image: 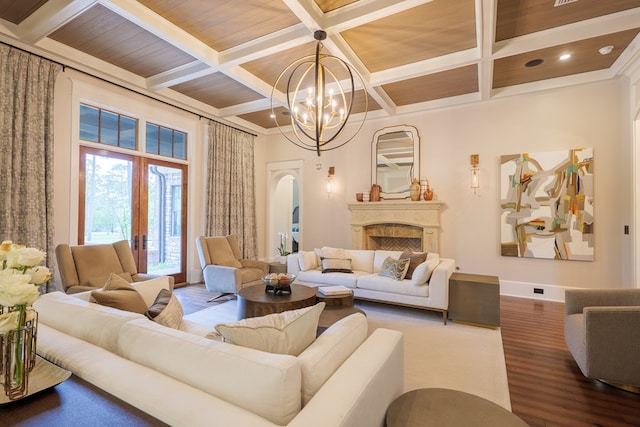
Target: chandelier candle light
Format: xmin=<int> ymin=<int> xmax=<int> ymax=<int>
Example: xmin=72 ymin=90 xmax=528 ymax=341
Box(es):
xmin=0 ymin=241 xmax=50 ymax=400
xmin=271 ymin=30 xmax=367 ymax=156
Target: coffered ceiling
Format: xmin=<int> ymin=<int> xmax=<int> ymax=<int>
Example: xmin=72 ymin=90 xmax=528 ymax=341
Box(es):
xmin=0 ymin=0 xmax=639 ymax=134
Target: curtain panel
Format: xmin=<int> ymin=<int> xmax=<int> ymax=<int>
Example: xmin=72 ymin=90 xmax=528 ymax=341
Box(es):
xmin=0 ymin=45 xmax=61 ymax=277
xmin=206 ymin=121 xmax=258 ymax=259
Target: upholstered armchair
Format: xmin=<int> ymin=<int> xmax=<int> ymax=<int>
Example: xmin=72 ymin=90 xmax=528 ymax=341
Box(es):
xmin=564 ymin=288 xmax=640 ymax=391
xmin=56 ymin=240 xmax=174 ymax=294
xmin=195 ymin=235 xmax=269 ymax=299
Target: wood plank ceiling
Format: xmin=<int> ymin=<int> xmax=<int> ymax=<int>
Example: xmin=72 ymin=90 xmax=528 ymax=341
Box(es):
xmin=0 ymin=0 xmax=638 ymax=133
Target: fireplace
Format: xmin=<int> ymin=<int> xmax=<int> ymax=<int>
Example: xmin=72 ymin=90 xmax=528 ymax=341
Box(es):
xmin=348 ymin=201 xmax=444 ymax=253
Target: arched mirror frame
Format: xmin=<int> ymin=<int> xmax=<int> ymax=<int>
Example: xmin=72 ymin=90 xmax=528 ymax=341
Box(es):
xmin=371 ymin=125 xmax=420 ymax=200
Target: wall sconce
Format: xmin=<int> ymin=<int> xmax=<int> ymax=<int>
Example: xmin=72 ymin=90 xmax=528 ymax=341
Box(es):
xmin=326 ymin=166 xmax=335 ymax=197
xmin=470 ymin=154 xmax=480 ymax=194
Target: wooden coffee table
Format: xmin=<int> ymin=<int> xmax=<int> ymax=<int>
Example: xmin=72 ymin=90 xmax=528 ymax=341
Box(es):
xmin=237 ymin=283 xmax=317 ymax=319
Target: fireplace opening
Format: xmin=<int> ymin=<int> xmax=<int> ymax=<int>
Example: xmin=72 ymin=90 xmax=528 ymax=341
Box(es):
xmin=364 ymin=223 xmax=423 ymax=251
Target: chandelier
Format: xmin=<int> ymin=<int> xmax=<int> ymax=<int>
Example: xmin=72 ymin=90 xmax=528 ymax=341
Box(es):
xmin=271 ymin=30 xmax=367 ymax=156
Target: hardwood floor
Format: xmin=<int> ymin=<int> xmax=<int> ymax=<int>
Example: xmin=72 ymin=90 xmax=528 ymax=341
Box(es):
xmin=500 ymin=296 xmax=640 ymax=427
xmin=174 ymin=285 xmax=640 ymax=426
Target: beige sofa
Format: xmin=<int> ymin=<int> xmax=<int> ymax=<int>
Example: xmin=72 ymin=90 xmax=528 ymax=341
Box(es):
xmin=287 ymin=248 xmax=455 ymax=323
xmin=564 ymin=288 xmax=640 ymax=390
xmin=33 ymin=277 xmax=404 ymax=426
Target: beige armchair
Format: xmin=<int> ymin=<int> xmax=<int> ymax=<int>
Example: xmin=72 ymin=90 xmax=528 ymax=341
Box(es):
xmin=56 ymin=240 xmax=174 ymax=294
xmin=564 ymin=288 xmax=640 ymax=392
xmin=195 ymin=235 xmax=269 ymax=300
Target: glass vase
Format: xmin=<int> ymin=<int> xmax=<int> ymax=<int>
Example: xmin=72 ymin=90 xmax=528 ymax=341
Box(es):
xmin=0 ymin=306 xmax=38 ymax=400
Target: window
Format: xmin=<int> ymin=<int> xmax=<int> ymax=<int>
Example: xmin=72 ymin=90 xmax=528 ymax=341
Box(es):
xmin=80 ymin=104 xmax=137 ymax=149
xmin=171 ymin=185 xmax=182 ymax=236
xmin=146 ymin=123 xmax=187 ymax=160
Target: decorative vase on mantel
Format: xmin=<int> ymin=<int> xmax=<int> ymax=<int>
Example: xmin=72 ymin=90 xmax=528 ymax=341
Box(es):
xmin=423 ymin=184 xmax=434 ymax=201
xmin=0 ymin=305 xmax=38 ymax=400
xmin=410 ymin=178 xmax=421 ymax=201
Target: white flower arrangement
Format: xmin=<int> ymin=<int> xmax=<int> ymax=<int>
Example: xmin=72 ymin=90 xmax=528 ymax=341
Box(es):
xmin=0 ymin=241 xmax=50 ymax=334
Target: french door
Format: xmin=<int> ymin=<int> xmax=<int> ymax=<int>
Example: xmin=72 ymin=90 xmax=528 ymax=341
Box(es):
xmin=79 ymin=146 xmax=187 ymax=284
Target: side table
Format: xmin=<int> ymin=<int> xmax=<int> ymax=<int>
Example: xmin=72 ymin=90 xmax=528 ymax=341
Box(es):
xmin=315 ymin=290 xmax=365 ymax=330
xmin=448 ymin=272 xmax=500 ymax=328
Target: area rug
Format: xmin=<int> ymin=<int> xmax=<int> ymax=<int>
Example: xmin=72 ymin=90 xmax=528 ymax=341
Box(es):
xmin=183 ymin=299 xmax=511 ymax=410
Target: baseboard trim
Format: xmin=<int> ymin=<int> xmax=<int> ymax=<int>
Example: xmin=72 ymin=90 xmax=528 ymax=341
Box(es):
xmin=499 ymin=280 xmax=568 ymax=303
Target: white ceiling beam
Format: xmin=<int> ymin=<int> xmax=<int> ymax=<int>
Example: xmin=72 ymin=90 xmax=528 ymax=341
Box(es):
xmin=491 ymin=69 xmax=613 ymax=99
xmin=611 ymin=33 xmax=640 ymax=78
xmin=370 ymin=48 xmax=480 ymax=86
xmin=219 ymin=98 xmax=272 ymax=118
xmin=280 ymin=0 xmax=323 ymax=31
xmin=219 ymin=24 xmax=312 ymax=67
xmin=101 ymin=0 xmax=220 ymax=68
xmin=147 ymin=61 xmax=215 ymax=90
xmin=17 ymin=0 xmax=98 ymax=43
xmin=323 ymin=0 xmax=434 ymax=34
xmin=493 ymin=8 xmax=640 ymax=59
xmin=478 ymin=0 xmax=497 ymax=101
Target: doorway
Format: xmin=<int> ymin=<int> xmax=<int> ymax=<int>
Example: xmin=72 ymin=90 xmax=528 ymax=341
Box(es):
xmin=267 ymin=161 xmax=303 ymax=260
xmin=79 ymin=146 xmax=188 ymax=283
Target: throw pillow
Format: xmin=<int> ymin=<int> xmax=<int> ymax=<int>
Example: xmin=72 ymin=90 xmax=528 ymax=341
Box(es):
xmin=400 ymin=250 xmax=428 ymax=280
xmin=145 ymin=288 xmax=183 ymax=329
xmin=321 ymin=258 xmax=353 ymax=273
xmin=379 ymin=256 xmax=410 ymax=281
xmin=411 ymin=257 xmax=441 ymax=286
xmin=298 ymin=251 xmax=319 ymax=271
xmin=91 ymin=273 xmax=148 ymax=314
xmin=214 ymin=302 xmax=326 ymax=356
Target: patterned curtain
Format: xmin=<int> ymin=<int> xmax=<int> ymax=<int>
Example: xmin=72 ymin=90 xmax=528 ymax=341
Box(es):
xmin=205 ymin=121 xmax=258 ymax=259
xmin=0 ymin=45 xmax=61 ymax=276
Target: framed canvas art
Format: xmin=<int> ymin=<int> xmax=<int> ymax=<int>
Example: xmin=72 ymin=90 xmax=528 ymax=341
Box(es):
xmin=500 ymin=148 xmax=594 ymax=261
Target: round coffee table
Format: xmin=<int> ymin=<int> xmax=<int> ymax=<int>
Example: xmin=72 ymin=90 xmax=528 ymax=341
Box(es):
xmin=386 ymin=388 xmax=528 ymax=427
xmin=237 ymin=283 xmax=317 ymax=319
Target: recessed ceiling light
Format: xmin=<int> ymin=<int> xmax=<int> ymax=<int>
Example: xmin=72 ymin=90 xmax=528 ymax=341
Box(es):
xmin=525 ymin=59 xmax=544 ymax=67
xmin=599 ymin=46 xmax=614 ymax=55
xmin=559 ymin=53 xmax=572 ymax=61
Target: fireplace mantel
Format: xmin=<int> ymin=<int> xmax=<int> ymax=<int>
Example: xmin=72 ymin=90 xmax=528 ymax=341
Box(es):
xmin=348 ymin=200 xmax=444 ymax=253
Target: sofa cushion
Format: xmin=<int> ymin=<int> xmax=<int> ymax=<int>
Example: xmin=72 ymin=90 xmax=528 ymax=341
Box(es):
xmin=145 ymin=288 xmax=183 ymax=329
xmin=357 ymin=274 xmax=430 ymax=298
xmin=344 ymin=250 xmax=375 ymax=273
xmin=296 ymin=270 xmax=359 ymax=288
xmin=373 ymin=250 xmax=404 ymax=273
xmin=298 ymin=251 xmax=319 ymax=271
xmin=214 ymin=303 xmax=325 ymax=355
xmin=118 ymin=318 xmax=302 ymax=425
xmin=33 ymin=291 xmax=145 ymax=353
xmin=315 ymin=247 xmax=346 ymax=261
xmin=297 ymin=313 xmax=368 ymax=406
xmin=206 ymin=237 xmax=242 ymax=268
xmin=379 ymin=257 xmax=410 ymax=281
xmin=400 ymin=250 xmax=428 ymax=279
xmin=412 ymin=256 xmax=440 ymax=286
xmin=321 ymin=258 xmax=353 ymax=273
xmin=91 ymin=273 xmax=148 ymax=314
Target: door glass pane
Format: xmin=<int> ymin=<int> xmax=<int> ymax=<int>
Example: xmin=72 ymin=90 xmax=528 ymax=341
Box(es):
xmin=147 ymin=164 xmax=182 ymax=275
xmin=84 ymin=153 xmax=133 ymax=244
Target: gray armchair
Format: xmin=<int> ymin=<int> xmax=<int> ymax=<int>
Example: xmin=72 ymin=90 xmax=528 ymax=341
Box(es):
xmin=195 ymin=235 xmax=269 ymax=300
xmin=56 ymin=240 xmax=174 ymax=294
xmin=564 ymin=288 xmax=640 ymax=391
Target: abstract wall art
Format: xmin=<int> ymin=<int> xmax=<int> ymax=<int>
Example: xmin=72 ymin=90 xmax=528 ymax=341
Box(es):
xmin=500 ymin=148 xmax=594 ymax=261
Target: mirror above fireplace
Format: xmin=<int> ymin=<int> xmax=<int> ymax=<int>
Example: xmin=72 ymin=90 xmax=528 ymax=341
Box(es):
xmin=371 ymin=125 xmax=420 ymax=199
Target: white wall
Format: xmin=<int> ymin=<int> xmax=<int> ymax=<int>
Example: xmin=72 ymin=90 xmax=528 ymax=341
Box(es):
xmin=258 ymin=80 xmax=632 ymax=300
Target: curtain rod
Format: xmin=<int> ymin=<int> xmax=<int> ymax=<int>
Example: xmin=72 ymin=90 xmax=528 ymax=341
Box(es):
xmin=1 ymin=41 xmax=258 ymax=137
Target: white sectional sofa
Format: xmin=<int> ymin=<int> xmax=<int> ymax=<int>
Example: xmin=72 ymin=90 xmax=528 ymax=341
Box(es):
xmin=33 ymin=277 xmax=404 ymax=427
xmin=287 ymin=248 xmax=455 ymax=323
